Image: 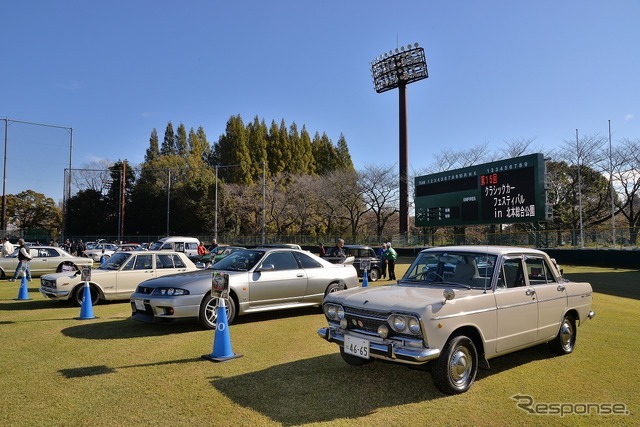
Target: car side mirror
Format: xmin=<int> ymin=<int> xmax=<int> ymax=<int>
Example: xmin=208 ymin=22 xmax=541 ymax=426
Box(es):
xmin=443 ymin=288 xmax=456 ymax=304
xmin=257 ymin=264 xmax=275 ymax=272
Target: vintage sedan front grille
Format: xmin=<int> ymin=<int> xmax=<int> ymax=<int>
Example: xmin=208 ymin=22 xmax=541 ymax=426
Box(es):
xmin=343 ymin=306 xmax=389 ymax=335
xmin=342 ymin=305 xmax=421 ymax=340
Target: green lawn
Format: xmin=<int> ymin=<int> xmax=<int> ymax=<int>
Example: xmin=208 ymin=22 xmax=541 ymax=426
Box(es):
xmin=0 ymin=264 xmax=638 ymax=426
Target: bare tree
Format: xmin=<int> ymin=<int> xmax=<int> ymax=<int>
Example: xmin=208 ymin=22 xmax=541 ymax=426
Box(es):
xmin=323 ymin=169 xmax=370 ymax=242
xmin=500 ymin=137 xmax=542 ymax=158
xmin=610 ymin=138 xmax=640 ymax=244
xmin=72 ymin=159 xmax=115 ymax=195
xmin=360 ymin=164 xmax=398 ymax=241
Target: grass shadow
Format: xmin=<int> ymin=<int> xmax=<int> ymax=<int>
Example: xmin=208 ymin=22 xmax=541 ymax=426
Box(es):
xmin=210 ymin=354 xmax=443 ymax=426
xmin=61 ymin=318 xmax=202 ymax=340
xmin=0 ymin=299 xmax=62 ymax=310
xmin=564 ymin=270 xmax=639 ymax=300
xmin=58 ymin=357 xmax=204 ymax=379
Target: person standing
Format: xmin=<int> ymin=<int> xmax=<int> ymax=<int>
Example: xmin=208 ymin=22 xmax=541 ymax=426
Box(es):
xmin=2 ymin=238 xmax=14 ymax=257
xmin=329 ymin=238 xmax=348 ymax=258
xmin=318 ymin=242 xmax=326 ymax=257
xmin=385 ymin=242 xmax=398 ymax=280
xmin=377 ymin=243 xmax=387 ymax=279
xmin=208 ymin=239 xmax=218 ymax=253
xmin=10 ymin=239 xmax=32 ymax=282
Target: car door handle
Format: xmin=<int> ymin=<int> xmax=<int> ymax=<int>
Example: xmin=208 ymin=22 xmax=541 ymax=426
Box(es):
xmin=525 ymin=288 xmax=536 ymax=296
xmin=297 ymin=273 xmax=304 ymax=277
xmin=557 ymin=285 xmax=565 ymax=292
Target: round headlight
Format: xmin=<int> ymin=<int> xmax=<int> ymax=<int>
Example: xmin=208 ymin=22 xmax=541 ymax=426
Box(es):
xmin=392 ymin=315 xmax=406 ymax=332
xmin=337 ymin=306 xmax=345 ymax=320
xmin=408 ymin=317 xmax=421 ymax=334
xmin=325 ymin=305 xmax=337 ymax=320
xmin=378 ymin=324 xmax=389 ymax=338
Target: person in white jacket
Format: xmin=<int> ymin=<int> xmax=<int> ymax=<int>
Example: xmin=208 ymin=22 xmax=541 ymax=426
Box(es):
xmin=1 ymin=238 xmax=14 ymax=257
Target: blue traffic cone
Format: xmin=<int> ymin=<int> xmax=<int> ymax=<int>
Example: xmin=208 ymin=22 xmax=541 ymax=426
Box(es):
xmin=77 ymin=282 xmax=95 ymax=320
xmin=16 ymin=275 xmax=30 ymax=300
xmin=362 ymin=269 xmax=368 ymax=287
xmin=202 ymin=299 xmax=242 ymax=362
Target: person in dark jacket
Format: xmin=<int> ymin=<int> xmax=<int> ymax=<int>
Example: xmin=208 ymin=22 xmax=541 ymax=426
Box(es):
xmin=10 ymin=239 xmax=32 ymax=282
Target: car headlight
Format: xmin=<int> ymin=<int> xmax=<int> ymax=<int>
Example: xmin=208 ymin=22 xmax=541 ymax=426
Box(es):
xmin=151 ymin=287 xmax=190 ymax=296
xmin=387 ymin=314 xmax=421 ymax=335
xmin=323 ymin=303 xmax=344 ymax=321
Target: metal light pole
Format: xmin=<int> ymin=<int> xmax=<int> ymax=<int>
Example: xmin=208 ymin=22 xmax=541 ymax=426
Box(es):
xmin=371 ymin=43 xmax=428 ymax=236
xmin=576 ymin=129 xmax=585 ymax=248
xmin=609 ymin=120 xmax=616 ymax=248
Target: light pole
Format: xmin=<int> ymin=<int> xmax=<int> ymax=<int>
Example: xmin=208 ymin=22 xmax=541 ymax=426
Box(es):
xmin=371 ymin=43 xmax=428 ymax=236
xmin=609 ymin=120 xmax=616 ymax=248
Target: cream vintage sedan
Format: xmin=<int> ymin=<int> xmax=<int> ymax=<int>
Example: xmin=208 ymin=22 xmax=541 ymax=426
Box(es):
xmin=0 ymin=246 xmax=93 ymax=279
xmin=40 ymin=250 xmax=197 ymax=306
xmin=318 ymin=246 xmax=595 ymax=395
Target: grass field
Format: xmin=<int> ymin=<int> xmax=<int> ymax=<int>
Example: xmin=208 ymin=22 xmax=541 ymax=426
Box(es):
xmin=0 ymin=262 xmax=638 ymax=426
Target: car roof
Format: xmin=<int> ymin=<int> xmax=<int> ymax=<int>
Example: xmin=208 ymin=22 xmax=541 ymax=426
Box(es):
xmin=343 ymin=244 xmax=373 ymax=249
xmin=419 ymin=245 xmax=548 ymax=256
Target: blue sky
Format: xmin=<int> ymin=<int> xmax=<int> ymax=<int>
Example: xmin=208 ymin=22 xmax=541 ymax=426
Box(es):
xmin=1 ymin=1 xmax=638 ymax=202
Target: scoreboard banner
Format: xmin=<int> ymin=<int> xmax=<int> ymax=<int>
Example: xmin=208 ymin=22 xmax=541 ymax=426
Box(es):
xmin=415 ymin=153 xmax=550 ymax=227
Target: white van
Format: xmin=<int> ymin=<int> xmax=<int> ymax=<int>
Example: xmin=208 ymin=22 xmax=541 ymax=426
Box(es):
xmin=148 ymin=236 xmax=200 ymax=258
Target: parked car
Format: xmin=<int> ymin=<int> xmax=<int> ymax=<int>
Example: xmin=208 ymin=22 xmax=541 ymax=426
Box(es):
xmin=118 ymin=243 xmax=141 ymax=251
xmin=131 ymin=247 xmax=359 ymax=329
xmin=323 ymin=245 xmax=383 ymax=282
xmin=0 ymin=246 xmax=93 ymax=279
xmin=148 ymin=236 xmax=200 ymax=258
xmin=212 ymin=246 xmax=246 ymax=263
xmin=318 ymin=245 xmax=595 ymax=395
xmin=83 ymin=243 xmax=119 ymax=262
xmin=40 ymin=250 xmax=197 ymax=306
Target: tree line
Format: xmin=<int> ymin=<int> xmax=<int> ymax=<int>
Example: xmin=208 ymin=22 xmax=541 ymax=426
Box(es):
xmin=4 ymin=119 xmax=640 ymax=247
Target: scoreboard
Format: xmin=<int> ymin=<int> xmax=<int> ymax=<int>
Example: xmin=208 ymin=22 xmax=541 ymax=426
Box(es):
xmin=414 ymin=153 xmax=549 ymax=227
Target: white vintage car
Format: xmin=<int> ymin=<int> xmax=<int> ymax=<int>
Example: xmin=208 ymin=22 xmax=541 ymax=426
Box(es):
xmin=40 ymin=250 xmax=197 ymax=306
xmin=318 ymin=246 xmax=595 ymax=395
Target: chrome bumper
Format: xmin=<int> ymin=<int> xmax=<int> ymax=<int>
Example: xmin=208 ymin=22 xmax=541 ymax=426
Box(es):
xmin=318 ymin=326 xmax=440 ymax=364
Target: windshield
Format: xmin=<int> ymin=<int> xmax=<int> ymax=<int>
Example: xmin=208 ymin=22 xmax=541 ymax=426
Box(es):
xmin=148 ymin=241 xmax=164 ymax=251
xmin=209 ymin=249 xmax=264 ymax=271
xmin=98 ymin=252 xmax=132 ymax=270
xmin=402 ymin=251 xmax=497 ymax=289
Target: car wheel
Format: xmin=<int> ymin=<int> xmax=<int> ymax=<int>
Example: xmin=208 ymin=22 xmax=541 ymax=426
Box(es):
xmin=199 ymin=293 xmax=236 ymax=329
xmin=56 ymin=262 xmax=79 ymax=273
xmin=324 ymin=282 xmax=344 ymax=296
xmin=367 ymin=268 xmax=380 ymax=282
xmin=339 ymin=347 xmax=374 ymax=366
xmin=432 ymin=335 xmax=478 ymax=395
xmin=72 ymin=284 xmax=100 ymax=307
xmin=549 ymin=315 xmax=576 ymax=355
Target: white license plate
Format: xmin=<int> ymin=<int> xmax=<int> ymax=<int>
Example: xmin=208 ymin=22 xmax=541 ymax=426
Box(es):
xmin=134 ymin=299 xmax=146 ymax=311
xmin=344 ymin=335 xmax=370 ymax=359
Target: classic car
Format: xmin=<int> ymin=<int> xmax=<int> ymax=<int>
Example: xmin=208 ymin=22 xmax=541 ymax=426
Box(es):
xmin=1 ymin=246 xmax=93 ymax=279
xmin=40 ymin=251 xmax=197 ymax=306
xmin=323 ymin=244 xmax=384 ymax=282
xmin=130 ymin=247 xmax=358 ymax=329
xmin=82 ymin=242 xmax=120 ymax=262
xmin=318 ymin=245 xmax=595 ymax=395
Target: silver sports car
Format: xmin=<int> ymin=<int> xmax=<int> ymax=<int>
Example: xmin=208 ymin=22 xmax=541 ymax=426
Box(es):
xmin=130 ymin=247 xmax=359 ymax=329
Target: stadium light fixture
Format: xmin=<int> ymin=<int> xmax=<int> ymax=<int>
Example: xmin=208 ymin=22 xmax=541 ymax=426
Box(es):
xmin=371 ymin=42 xmax=428 ymax=236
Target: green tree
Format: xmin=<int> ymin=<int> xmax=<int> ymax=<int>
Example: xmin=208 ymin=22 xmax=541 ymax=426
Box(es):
xmin=65 ymin=189 xmax=104 ymax=236
xmin=335 ymin=133 xmax=355 ymax=171
xmin=213 ymin=115 xmax=253 ymax=184
xmin=145 ymin=128 xmax=160 ymax=162
xmin=161 ymin=121 xmax=176 ymax=156
xmin=7 ymin=190 xmax=61 ymax=236
xmin=267 ymin=120 xmax=285 ymax=175
xmin=176 ymin=123 xmax=188 ymax=157
xmin=246 ymin=116 xmax=268 ymax=181
xmin=311 ymin=132 xmax=339 ymax=175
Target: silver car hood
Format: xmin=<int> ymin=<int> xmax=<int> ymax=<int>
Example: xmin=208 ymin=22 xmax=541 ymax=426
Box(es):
xmin=327 ymin=284 xmax=482 ymax=313
xmin=140 ymin=269 xmax=244 ymax=287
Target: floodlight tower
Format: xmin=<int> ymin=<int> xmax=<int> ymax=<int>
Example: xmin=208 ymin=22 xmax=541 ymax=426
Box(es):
xmin=371 ymin=43 xmax=428 ymax=236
